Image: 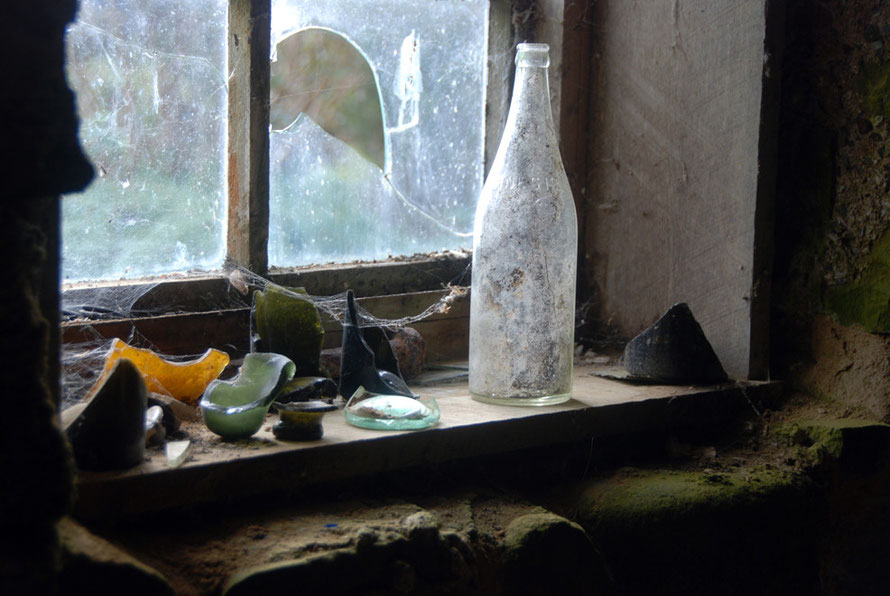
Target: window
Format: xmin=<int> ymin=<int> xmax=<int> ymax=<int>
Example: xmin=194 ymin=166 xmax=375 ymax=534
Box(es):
xmin=268 ymin=0 xmax=488 ymax=266
xmin=63 ymin=0 xmax=496 ymax=283
xmin=59 ymin=0 xmax=579 ymax=373
xmin=63 ymin=0 xmax=229 ymax=281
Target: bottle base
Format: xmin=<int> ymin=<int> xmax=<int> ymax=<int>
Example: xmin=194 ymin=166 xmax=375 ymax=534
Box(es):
xmin=470 ymin=391 xmax=571 ymax=407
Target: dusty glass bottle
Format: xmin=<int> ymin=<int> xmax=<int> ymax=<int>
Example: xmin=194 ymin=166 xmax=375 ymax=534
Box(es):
xmin=469 ymin=43 xmax=577 ymax=406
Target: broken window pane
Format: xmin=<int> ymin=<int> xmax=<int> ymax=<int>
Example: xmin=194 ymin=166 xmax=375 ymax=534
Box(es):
xmin=269 ymin=0 xmax=488 ymax=267
xmin=63 ymin=0 xmax=228 ymax=282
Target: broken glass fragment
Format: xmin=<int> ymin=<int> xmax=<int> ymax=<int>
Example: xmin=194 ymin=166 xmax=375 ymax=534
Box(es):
xmin=273 ymin=400 xmax=338 ymax=441
xmin=338 ymin=289 xmax=412 ymax=399
xmin=199 ymin=353 xmax=296 ymax=440
xmin=251 ymin=284 xmax=325 ymax=376
xmin=144 ymin=405 xmax=166 ymax=446
xmin=344 ymin=389 xmax=440 ymax=431
xmin=66 ymin=359 xmax=148 ymax=471
xmin=165 ymin=440 xmax=191 ymax=468
xmin=90 ymin=339 xmax=230 ymax=406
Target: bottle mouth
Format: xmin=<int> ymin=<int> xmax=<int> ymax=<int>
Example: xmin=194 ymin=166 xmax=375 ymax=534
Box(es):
xmin=516 ymin=43 xmax=550 ymax=68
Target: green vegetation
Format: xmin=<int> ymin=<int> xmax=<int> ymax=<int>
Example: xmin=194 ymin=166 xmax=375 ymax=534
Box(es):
xmin=824 ymin=227 xmax=890 ymax=331
xmin=859 ymin=59 xmax=890 ymax=120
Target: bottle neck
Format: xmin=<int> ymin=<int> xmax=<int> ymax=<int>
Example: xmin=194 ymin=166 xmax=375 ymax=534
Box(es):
xmin=506 ymin=63 xmax=556 ymax=137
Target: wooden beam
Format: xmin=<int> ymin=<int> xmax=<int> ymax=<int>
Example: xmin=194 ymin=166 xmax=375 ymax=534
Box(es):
xmin=61 ymin=254 xmax=471 ymax=315
xmin=748 ymin=0 xmax=785 ymax=379
xmin=485 ymin=0 xmax=514 ymax=176
xmin=72 ymin=367 xmax=781 ymax=520
xmin=557 ymin=0 xmax=594 ymax=299
xmin=584 ymin=0 xmax=781 ymax=379
xmin=227 ymin=0 xmax=271 ymax=274
xmin=61 ymin=289 xmax=470 ymax=363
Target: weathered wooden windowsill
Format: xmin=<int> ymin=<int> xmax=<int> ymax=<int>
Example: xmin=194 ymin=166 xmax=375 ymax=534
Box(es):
xmin=73 ymin=362 xmax=780 ymax=521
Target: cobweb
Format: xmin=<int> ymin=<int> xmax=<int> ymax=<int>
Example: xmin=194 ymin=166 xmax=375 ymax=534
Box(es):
xmin=60 ymin=263 xmax=469 ymax=409
xmin=61 ymin=282 xmax=162 ymax=321
xmin=225 ymin=264 xmax=468 ymax=330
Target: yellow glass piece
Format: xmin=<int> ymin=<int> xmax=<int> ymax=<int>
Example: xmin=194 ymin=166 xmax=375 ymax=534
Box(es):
xmin=88 ymin=339 xmax=230 ymax=405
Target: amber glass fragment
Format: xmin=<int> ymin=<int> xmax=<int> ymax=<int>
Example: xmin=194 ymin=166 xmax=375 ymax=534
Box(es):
xmin=88 ymin=339 xmax=229 ymax=405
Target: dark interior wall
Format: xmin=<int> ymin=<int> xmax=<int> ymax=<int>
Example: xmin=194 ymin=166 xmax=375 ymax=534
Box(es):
xmin=0 ymin=1 xmax=92 ymax=593
xmin=773 ymin=0 xmax=890 ymax=421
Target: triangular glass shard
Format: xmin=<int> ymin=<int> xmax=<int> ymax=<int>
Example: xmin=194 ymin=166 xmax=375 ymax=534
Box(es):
xmin=165 ymin=440 xmax=191 ymax=468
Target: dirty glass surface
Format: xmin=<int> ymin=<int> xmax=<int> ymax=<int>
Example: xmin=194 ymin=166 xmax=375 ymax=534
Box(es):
xmin=63 ymin=0 xmax=228 ymax=282
xmin=269 ymin=0 xmax=488 ymax=267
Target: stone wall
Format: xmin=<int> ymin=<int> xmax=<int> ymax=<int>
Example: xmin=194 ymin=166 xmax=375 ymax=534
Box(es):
xmin=0 ymin=1 xmax=92 ymax=593
xmin=774 ymin=0 xmax=890 ymax=422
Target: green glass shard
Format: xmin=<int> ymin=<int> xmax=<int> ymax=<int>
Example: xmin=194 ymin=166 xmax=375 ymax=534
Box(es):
xmin=199 ymin=353 xmax=296 ymax=440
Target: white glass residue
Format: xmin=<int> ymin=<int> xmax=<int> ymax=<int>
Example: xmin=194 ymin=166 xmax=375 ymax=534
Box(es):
xmin=269 ymin=0 xmax=488 ymax=267
xmin=62 ymin=0 xmax=228 ymax=282
xmin=469 ymin=44 xmax=578 ymax=406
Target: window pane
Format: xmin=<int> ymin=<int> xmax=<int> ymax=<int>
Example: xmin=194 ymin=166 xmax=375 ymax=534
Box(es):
xmin=269 ymin=0 xmax=488 ymax=267
xmin=63 ymin=0 xmax=228 ymax=282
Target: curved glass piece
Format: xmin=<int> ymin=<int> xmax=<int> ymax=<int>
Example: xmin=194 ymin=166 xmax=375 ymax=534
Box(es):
xmin=344 ymin=388 xmax=439 ymax=431
xmin=200 ymin=353 xmax=296 ymax=440
xmin=89 ymin=339 xmax=229 ymax=405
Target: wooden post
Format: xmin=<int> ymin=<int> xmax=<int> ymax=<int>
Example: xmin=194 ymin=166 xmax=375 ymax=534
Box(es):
xmin=556 ymin=0 xmax=594 ymax=307
xmin=227 ymin=0 xmax=270 ymax=274
xmin=583 ymin=0 xmax=782 ymax=379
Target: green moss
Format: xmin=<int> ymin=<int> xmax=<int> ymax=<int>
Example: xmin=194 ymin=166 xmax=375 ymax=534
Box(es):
xmin=501 ymin=513 xmax=606 ymax=595
xmin=825 ymin=227 xmax=890 ymax=332
xmin=577 ymin=467 xmax=800 ymax=526
xmin=775 ymin=419 xmax=890 ymax=466
xmin=773 ymin=422 xmax=811 ymax=446
xmin=571 ymin=466 xmax=820 ymax=594
xmin=799 ymin=421 xmax=852 ymax=460
xmin=858 ymin=60 xmax=890 ymax=120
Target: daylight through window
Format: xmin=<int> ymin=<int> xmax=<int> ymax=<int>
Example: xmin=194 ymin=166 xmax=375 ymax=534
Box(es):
xmin=63 ymin=0 xmax=229 ymax=282
xmin=63 ymin=0 xmax=489 ymax=282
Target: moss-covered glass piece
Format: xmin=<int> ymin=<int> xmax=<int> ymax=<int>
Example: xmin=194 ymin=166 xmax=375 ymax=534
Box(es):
xmin=251 ymin=284 xmax=325 ymax=376
xmin=199 ymin=353 xmax=296 ymax=440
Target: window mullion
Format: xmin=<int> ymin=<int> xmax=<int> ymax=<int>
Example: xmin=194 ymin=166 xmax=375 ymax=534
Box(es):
xmin=227 ymin=0 xmax=271 ymax=274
